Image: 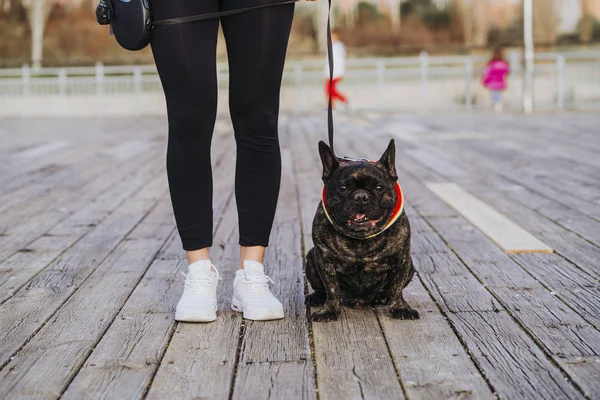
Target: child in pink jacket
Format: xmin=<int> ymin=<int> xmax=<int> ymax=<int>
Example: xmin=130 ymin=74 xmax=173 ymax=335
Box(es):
xmin=482 ymin=47 xmax=510 ymax=111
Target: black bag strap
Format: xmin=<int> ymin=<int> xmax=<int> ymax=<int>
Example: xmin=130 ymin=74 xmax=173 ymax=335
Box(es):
xmin=152 ymin=0 xmax=296 ymax=26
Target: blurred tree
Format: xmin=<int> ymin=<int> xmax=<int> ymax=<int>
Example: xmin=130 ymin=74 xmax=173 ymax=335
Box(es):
xmin=449 ymin=0 xmax=489 ymax=47
xmin=22 ymin=0 xmax=51 ymax=68
xmin=580 ymin=0 xmax=594 ymax=42
xmin=532 ymin=0 xmax=558 ymax=44
xmin=388 ymin=0 xmax=401 ymax=34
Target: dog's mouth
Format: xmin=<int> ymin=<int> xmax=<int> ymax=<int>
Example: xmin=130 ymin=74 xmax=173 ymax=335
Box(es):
xmin=347 ymin=213 xmax=381 ymax=228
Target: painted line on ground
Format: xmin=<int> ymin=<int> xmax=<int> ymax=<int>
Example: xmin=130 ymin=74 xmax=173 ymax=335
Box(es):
xmin=426 ymin=182 xmax=553 ymax=254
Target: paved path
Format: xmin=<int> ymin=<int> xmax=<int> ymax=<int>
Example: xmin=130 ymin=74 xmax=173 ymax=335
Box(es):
xmin=0 ymin=113 xmax=599 ymax=399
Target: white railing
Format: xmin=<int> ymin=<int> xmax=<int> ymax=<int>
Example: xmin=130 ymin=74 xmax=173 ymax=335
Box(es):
xmin=1 ymin=50 xmax=599 ymax=113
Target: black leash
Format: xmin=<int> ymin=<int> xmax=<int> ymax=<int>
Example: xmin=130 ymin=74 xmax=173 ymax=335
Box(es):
xmin=152 ymin=0 xmax=297 ymax=26
xmin=326 ymin=0 xmax=335 ymax=154
xmin=153 ymin=0 xmax=335 ymax=152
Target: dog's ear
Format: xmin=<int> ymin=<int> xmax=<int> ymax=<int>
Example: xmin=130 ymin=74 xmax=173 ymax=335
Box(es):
xmin=318 ymin=141 xmax=339 ymax=182
xmin=378 ymin=139 xmax=398 ymax=181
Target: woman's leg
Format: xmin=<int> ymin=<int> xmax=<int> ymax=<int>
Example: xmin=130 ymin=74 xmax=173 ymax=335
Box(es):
xmin=221 ymin=3 xmax=295 ymax=267
xmin=150 ymin=0 xmax=220 ymax=262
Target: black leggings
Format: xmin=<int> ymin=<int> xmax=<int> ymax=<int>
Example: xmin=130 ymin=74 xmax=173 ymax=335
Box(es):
xmin=150 ymin=0 xmax=295 ymax=251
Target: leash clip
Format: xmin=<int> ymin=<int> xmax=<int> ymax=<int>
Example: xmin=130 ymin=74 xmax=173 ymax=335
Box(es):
xmin=339 ymin=156 xmax=371 ymax=163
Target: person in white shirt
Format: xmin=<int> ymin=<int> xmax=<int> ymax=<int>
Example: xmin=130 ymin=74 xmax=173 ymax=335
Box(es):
xmin=324 ymin=28 xmax=348 ymax=110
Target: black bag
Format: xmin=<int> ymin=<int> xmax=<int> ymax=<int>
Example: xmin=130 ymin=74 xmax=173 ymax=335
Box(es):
xmin=96 ymin=0 xmax=296 ymax=52
xmin=96 ymin=0 xmax=152 ymax=51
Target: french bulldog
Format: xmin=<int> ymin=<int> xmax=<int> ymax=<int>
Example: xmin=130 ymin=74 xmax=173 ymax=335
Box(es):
xmin=305 ymin=139 xmax=419 ymax=322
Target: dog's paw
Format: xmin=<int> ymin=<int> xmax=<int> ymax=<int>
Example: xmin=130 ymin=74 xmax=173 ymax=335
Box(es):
xmin=310 ymin=308 xmax=340 ymax=322
xmin=305 ymin=292 xmax=327 ymax=307
xmin=372 ymin=293 xmax=391 ymax=305
xmin=343 ymin=298 xmax=366 ymax=309
xmin=388 ymin=306 xmax=419 ymax=320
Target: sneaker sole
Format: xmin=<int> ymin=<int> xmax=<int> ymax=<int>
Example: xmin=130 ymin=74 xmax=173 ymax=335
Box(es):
xmin=231 ymin=295 xmax=284 ymax=321
xmin=175 ymin=309 xmax=217 ymax=323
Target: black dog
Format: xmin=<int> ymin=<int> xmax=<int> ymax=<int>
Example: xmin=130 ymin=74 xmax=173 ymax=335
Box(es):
xmin=305 ymin=139 xmax=419 ymax=322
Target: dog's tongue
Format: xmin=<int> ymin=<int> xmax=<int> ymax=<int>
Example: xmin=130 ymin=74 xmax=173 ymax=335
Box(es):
xmin=355 ymin=213 xmax=366 ymax=220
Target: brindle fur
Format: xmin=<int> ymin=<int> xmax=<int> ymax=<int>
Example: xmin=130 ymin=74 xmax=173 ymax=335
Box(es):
xmin=306 ymin=139 xmax=419 ymax=322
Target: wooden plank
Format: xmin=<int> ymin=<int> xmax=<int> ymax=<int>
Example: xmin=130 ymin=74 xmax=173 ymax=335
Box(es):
xmin=453 ymin=311 xmax=583 ymax=400
xmin=0 ymin=120 xmax=134 ymax=195
xmin=388 ymin=116 xmax=600 ymax=221
xmin=376 ymin=278 xmax=495 ymax=400
xmin=511 ymin=253 xmax=600 ymax=329
xmin=0 ymin=195 xmax=174 ymax=398
xmin=232 ymin=361 xmax=315 ymax=399
xmin=0 ymin=149 xmax=163 ymax=263
xmin=356 ymin=131 xmax=591 ymax=398
xmin=0 ymin=156 xmax=163 ymax=304
xmin=398 ymin=141 xmax=600 ymax=278
xmin=14 ymin=141 xmax=70 ymax=159
xmin=313 ymin=308 xmax=406 ymax=399
xmin=425 ymin=182 xmax=552 ymax=253
xmin=63 ymin=124 xmax=238 ymax=399
xmin=397 ymin=169 xmax=597 ymax=399
xmin=60 ymin=257 xmax=184 ymax=399
xmin=145 ymin=203 xmax=241 ymax=400
xmin=0 ymin=174 xmax=168 ymax=369
xmin=461 ymin=186 xmax=600 ymax=279
xmin=231 ymin=125 xmax=315 ymax=398
xmin=146 ymin=125 xmax=242 ymax=400
xmin=292 ymin=117 xmax=405 ymax=400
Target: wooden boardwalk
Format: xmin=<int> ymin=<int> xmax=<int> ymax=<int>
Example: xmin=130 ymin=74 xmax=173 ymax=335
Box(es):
xmin=0 ymin=113 xmax=599 ymax=399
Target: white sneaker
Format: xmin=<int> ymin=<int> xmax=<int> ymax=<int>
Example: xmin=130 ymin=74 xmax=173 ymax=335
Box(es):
xmin=175 ymin=260 xmax=220 ymax=322
xmin=231 ymin=260 xmax=284 ymax=321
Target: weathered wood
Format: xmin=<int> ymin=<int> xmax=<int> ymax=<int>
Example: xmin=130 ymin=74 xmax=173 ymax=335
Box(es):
xmin=398 ymin=141 xmax=600 ymax=279
xmin=0 ymin=156 xmax=163 ymax=304
xmin=376 ymin=278 xmax=495 ymax=400
xmin=0 ymin=118 xmax=148 ymax=196
xmin=0 ymin=174 xmax=168 ymax=369
xmin=146 ymin=124 xmax=250 ymax=400
xmin=0 ymin=194 xmax=174 ymax=398
xmin=145 ymin=201 xmax=242 ymax=400
xmin=398 ymin=166 xmax=599 ymax=399
xmin=426 ymin=182 xmax=552 ymax=253
xmin=232 ymin=361 xmax=315 ymax=400
xmin=1 ymin=114 xmax=600 ymax=399
xmin=292 ymin=117 xmax=406 ymax=400
xmin=510 ymin=253 xmax=600 ymax=329
xmin=62 ymin=130 xmax=237 ymax=399
xmin=231 ymin=126 xmax=315 ymax=398
xmin=0 ymin=149 xmax=163 ymax=264
xmin=60 ymin=257 xmax=184 ymax=399
xmin=453 ymin=311 xmax=583 ymax=400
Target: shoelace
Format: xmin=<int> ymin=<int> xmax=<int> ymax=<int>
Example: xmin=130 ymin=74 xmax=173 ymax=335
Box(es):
xmin=181 ymin=267 xmax=221 ymax=296
xmin=244 ymin=274 xmax=275 ymax=295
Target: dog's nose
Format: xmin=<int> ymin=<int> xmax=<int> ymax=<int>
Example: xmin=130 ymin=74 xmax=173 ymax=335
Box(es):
xmin=353 ymin=191 xmax=369 ymax=205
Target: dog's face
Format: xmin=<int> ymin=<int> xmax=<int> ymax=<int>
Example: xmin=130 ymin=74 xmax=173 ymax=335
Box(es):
xmin=319 ymin=139 xmax=398 ymax=239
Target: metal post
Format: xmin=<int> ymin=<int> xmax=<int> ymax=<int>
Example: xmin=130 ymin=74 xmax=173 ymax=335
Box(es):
xmin=419 ymin=51 xmax=429 ymax=113
xmin=556 ymin=54 xmax=565 ymax=111
xmin=294 ymin=62 xmax=303 ymax=113
xmin=58 ymin=69 xmax=67 ymax=96
xmin=377 ymin=59 xmax=385 ymax=111
xmin=465 ymin=57 xmax=473 ymax=111
xmin=133 ymin=67 xmax=142 ymax=95
xmin=22 ymin=64 xmax=30 ymax=96
xmin=523 ymin=0 xmax=534 ymax=114
xmin=95 ymin=61 xmax=104 ymax=95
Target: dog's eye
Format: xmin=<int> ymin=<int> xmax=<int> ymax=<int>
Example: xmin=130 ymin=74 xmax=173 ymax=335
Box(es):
xmin=337 ymin=185 xmax=347 ymax=193
xmin=376 ymin=185 xmax=385 ymax=192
